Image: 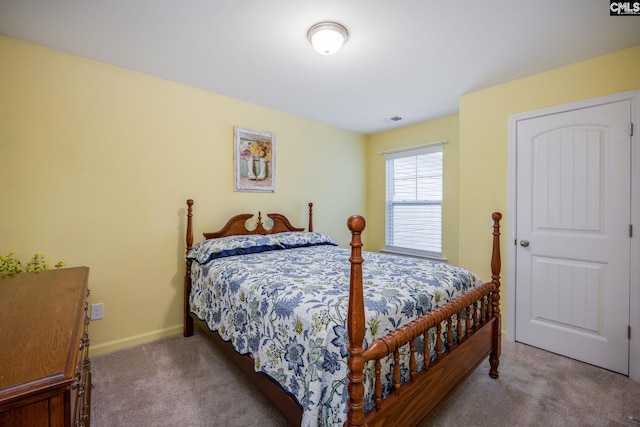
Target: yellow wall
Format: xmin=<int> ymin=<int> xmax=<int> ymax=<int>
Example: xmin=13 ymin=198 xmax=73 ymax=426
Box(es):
xmin=458 ymin=44 xmax=640 ymax=321
xmin=365 ymin=115 xmax=460 ymax=264
xmin=0 ymin=36 xmax=367 ymax=354
xmin=3 ymin=33 xmax=639 ymax=353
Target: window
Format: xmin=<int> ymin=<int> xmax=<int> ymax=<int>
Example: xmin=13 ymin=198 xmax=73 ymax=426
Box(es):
xmin=384 ymin=144 xmax=443 ymax=258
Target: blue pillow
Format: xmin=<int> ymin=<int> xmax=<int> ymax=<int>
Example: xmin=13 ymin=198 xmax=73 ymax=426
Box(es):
xmin=273 ymin=231 xmax=337 ymax=249
xmin=186 ymin=234 xmax=283 ymax=264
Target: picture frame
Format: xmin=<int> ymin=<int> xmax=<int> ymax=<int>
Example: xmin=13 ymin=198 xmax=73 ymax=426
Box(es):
xmin=234 ymin=126 xmax=276 ymax=192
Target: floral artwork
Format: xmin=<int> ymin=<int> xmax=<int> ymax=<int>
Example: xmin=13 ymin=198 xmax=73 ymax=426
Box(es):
xmin=234 ymin=127 xmax=275 ymax=192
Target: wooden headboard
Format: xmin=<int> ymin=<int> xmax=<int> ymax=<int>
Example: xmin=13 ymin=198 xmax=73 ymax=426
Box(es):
xmin=185 ymin=199 xmax=313 ymax=252
xmin=203 ymin=212 xmax=307 ymax=239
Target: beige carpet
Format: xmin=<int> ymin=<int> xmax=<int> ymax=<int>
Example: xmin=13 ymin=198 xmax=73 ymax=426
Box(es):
xmin=90 ymin=330 xmax=640 ymax=426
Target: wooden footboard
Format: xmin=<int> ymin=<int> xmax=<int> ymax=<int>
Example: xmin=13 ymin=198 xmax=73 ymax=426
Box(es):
xmin=345 ymin=213 xmax=502 ymax=427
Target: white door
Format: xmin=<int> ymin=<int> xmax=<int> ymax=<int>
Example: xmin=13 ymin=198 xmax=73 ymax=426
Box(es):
xmin=515 ymin=100 xmax=631 ymax=374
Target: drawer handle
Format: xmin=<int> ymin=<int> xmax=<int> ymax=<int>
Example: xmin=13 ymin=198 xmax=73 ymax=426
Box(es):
xmin=74 ymin=381 xmax=86 ymax=397
xmin=76 ymin=414 xmax=88 ymax=427
xmin=73 ymin=370 xmax=83 ymax=389
xmin=77 ymin=383 xmax=86 ymax=397
xmin=79 ymin=334 xmax=90 ymax=351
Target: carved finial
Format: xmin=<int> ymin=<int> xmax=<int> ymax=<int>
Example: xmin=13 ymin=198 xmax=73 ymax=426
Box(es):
xmin=257 ymin=211 xmax=263 ymax=228
xmin=186 ymin=199 xmax=194 ymax=251
xmin=347 ymin=215 xmax=366 ymax=233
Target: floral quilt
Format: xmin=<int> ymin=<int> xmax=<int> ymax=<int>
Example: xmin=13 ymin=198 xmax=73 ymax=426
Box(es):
xmin=189 ymin=243 xmax=482 ymax=426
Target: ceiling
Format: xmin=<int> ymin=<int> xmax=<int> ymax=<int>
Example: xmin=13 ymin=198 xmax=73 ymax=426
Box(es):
xmin=1 ymin=1 xmax=639 ymax=135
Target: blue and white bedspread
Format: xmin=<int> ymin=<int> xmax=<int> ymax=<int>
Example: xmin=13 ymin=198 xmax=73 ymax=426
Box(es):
xmin=189 ymin=241 xmax=482 ymax=426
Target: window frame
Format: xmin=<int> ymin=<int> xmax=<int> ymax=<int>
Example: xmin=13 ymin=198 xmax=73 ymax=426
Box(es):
xmin=383 ymin=143 xmax=445 ymax=261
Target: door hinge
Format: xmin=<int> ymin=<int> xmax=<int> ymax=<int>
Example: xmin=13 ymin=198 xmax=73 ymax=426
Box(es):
xmin=631 ymin=224 xmax=634 ymax=238
xmin=631 ymin=122 xmax=634 ymax=137
xmin=629 ymin=325 xmax=632 ymax=340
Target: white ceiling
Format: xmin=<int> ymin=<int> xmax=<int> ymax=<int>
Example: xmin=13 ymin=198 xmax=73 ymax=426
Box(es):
xmin=1 ymin=1 xmax=639 ymax=135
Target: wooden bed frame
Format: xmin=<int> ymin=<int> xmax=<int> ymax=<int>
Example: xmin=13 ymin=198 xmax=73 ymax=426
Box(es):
xmin=183 ymin=199 xmax=502 ymax=427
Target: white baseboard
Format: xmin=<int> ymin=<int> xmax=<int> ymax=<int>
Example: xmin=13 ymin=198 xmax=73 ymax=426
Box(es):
xmin=90 ymin=324 xmax=183 ymax=356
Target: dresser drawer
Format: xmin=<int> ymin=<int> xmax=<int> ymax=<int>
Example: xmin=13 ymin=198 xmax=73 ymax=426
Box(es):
xmin=0 ymin=267 xmax=92 ymax=427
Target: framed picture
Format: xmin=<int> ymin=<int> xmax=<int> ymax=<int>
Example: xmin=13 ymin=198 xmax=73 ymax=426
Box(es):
xmin=234 ymin=126 xmax=276 ymax=192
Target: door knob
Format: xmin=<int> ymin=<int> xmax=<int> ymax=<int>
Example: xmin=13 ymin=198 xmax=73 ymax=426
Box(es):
xmin=520 ymin=240 xmax=530 ymax=247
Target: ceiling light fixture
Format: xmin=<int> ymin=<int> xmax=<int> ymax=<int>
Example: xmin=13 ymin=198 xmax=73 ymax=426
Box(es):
xmin=307 ymin=22 xmax=349 ymax=55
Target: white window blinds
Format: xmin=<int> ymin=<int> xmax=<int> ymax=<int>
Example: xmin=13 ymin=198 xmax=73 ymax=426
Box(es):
xmin=384 ymin=144 xmax=443 ymax=257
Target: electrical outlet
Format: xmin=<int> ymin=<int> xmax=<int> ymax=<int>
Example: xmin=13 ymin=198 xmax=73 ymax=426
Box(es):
xmin=91 ymin=303 xmax=104 ymax=320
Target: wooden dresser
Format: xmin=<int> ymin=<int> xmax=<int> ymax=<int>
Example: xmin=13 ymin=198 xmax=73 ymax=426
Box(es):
xmin=0 ymin=267 xmax=91 ymax=427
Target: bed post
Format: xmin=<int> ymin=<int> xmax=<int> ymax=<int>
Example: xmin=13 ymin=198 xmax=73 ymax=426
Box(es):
xmin=308 ymin=202 xmax=314 ymax=232
xmin=345 ymin=215 xmax=366 ymax=427
xmin=489 ymin=212 xmax=502 ymax=378
xmin=184 ymin=199 xmax=194 ymax=337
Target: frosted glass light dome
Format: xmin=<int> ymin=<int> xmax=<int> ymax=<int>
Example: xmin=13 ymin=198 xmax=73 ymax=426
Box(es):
xmin=307 ymin=22 xmax=349 ymax=55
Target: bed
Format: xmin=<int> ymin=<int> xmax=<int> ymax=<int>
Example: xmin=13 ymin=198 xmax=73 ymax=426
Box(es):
xmin=183 ymin=199 xmax=502 ymax=427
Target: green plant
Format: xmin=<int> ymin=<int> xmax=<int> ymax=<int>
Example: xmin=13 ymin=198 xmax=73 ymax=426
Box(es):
xmin=0 ymin=251 xmax=65 ymax=278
